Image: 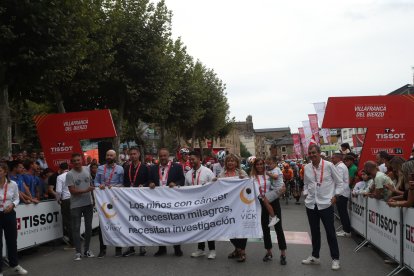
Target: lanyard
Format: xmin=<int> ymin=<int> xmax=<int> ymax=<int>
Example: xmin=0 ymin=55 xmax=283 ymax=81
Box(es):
xmin=256 ymin=175 xmax=266 ymax=196
xmin=159 ymin=162 xmax=172 ymax=186
xmin=129 ymin=162 xmax=141 ymax=186
xmin=192 ymin=169 xmax=202 ymax=185
xmin=312 ymin=160 xmax=325 ymax=187
xmin=103 ymin=165 xmax=116 ymax=185
xmin=1 ymin=180 xmax=8 ymax=208
xmin=225 ymin=170 xmax=236 ymax=177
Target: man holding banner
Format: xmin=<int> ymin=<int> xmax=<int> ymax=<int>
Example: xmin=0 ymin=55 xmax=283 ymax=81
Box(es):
xmin=122 ymin=147 xmax=149 ymax=257
xmin=95 ymin=150 xmax=124 ymax=258
xmin=148 ymin=148 xmax=185 ymax=257
xmin=302 ymin=144 xmax=344 ymax=271
xmin=185 ymin=151 xmax=217 ymax=259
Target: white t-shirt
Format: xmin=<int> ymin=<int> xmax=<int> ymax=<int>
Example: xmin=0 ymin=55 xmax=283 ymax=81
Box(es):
xmin=378 ymin=163 xmax=387 ymax=173
xmin=212 ymin=163 xmax=223 ymax=177
xmin=56 ymin=171 xmax=70 ymax=200
xmin=185 ymin=165 xmax=215 ymax=186
xmin=335 ymin=162 xmax=350 ymax=198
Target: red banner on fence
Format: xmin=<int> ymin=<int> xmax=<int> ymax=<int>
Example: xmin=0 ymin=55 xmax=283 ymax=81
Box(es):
xmin=323 ymin=95 xmax=414 ymax=128
xmin=34 ymin=110 xmax=117 ymax=171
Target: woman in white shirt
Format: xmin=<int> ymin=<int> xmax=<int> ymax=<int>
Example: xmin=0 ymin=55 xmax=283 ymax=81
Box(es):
xmin=251 ymin=158 xmax=287 ymax=265
xmin=0 ymin=163 xmax=28 ymax=275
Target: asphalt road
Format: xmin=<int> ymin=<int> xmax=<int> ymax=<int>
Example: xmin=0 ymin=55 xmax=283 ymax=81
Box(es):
xmin=2 ymin=199 xmax=413 ymax=276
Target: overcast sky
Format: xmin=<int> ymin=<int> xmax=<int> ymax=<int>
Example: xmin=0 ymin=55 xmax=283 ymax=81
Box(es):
xmin=164 ymin=0 xmax=414 ymax=132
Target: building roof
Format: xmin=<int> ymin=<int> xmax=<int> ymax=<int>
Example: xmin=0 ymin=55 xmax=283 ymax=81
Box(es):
xmin=254 ymin=127 xmax=290 ymax=133
xmin=273 ymin=136 xmax=293 ymax=146
xmin=388 ymin=84 xmax=414 ymax=95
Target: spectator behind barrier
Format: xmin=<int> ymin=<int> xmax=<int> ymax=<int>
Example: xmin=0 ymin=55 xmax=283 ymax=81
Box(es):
xmin=352 ymin=170 xmax=373 ymax=197
xmin=388 ymin=160 xmax=414 ymax=208
xmin=364 ymin=160 xmax=394 ymax=201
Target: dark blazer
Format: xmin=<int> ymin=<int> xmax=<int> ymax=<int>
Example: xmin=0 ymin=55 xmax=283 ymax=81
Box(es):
xmin=123 ymin=162 xmax=149 ymax=187
xmin=148 ymin=162 xmax=184 ymax=187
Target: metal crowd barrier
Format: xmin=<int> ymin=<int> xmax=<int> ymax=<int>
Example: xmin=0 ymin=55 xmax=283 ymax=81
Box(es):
xmin=350 ymin=196 xmax=414 ymax=276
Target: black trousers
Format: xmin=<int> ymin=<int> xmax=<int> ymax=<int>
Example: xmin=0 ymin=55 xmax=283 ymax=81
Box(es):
xmin=61 ymin=198 xmax=73 ymax=245
xmin=306 ymin=205 xmax=339 ymax=260
xmin=198 ymin=241 xmax=215 ymax=251
xmin=0 ymin=210 xmax=19 ymax=272
xmin=158 ymin=245 xmax=181 ymax=252
xmin=336 ymin=195 xmax=351 ymax=233
xmin=98 ymin=225 xmax=121 ymax=252
xmin=260 ymin=199 xmax=287 ymax=250
xmin=230 ymin=238 xmax=247 ymax=250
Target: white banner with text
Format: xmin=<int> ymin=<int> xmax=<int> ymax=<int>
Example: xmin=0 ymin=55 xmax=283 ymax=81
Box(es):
xmin=403 ymin=207 xmax=414 ymax=270
xmin=95 ymin=178 xmax=263 ymax=246
xmin=367 ymin=198 xmax=401 ymax=262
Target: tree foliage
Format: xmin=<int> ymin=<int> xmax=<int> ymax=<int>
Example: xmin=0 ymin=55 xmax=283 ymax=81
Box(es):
xmin=0 ymin=0 xmax=232 ymax=155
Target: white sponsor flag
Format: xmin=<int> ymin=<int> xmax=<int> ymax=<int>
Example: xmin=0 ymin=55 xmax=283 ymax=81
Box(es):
xmin=313 ymin=102 xmax=331 ymax=144
xmin=302 ymin=120 xmax=312 ymax=149
xmin=94 ymin=178 xmax=263 ymax=246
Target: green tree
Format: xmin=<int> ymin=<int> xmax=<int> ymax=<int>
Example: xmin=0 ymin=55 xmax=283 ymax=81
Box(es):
xmin=240 ymin=141 xmax=252 ymax=158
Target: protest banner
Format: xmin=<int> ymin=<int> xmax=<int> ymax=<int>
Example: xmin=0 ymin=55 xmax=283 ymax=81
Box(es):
xmin=95 ymin=178 xmax=263 ymax=246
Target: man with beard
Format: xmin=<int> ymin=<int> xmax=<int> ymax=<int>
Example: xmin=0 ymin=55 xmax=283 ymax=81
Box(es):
xmin=122 ymin=147 xmax=149 ymax=257
xmin=148 ymin=148 xmax=185 ymax=257
xmin=94 ymin=149 xmax=124 ymax=258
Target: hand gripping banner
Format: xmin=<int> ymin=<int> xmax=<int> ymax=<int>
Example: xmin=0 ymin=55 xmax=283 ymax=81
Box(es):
xmin=95 ymin=178 xmax=263 ymax=246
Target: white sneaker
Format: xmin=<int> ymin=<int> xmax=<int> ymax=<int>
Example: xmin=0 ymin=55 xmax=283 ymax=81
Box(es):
xmin=13 ymin=265 xmax=28 ymax=275
xmin=268 ymin=216 xmax=280 ymax=227
xmin=301 ymin=256 xmax=320 ymax=265
xmin=0 ymin=272 xmax=3 ymax=276
xmin=74 ymin=253 xmax=82 ymax=261
xmin=191 ymin=249 xmax=205 ymax=257
xmin=207 ymin=250 xmax=216 ymax=259
xmin=332 ymin=259 xmax=340 ymax=270
xmin=337 ymin=231 xmax=351 ymax=237
xmin=84 ymin=250 xmax=95 ymax=258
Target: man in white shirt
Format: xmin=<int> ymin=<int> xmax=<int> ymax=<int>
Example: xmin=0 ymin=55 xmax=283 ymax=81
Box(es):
xmin=185 ymin=151 xmax=217 ymax=259
xmin=331 ymin=152 xmax=351 ymax=238
xmin=55 ymin=162 xmax=73 ymax=247
xmin=301 ymin=145 xmax=344 ymax=271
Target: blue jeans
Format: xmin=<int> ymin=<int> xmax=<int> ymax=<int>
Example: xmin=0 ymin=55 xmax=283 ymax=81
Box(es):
xmin=71 ymin=204 xmax=93 ymax=254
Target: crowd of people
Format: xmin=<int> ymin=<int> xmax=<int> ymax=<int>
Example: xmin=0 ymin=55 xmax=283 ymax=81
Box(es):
xmin=1 ymin=143 xmax=414 ymax=274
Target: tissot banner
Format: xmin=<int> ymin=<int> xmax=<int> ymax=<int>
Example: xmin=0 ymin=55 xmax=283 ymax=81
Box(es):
xmin=95 ymin=178 xmax=263 ymax=246
xmin=34 ymin=109 xmax=117 ymax=171
xmin=323 ymin=95 xmax=414 ymax=128
xmin=358 ymin=127 xmax=414 ymax=169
